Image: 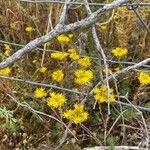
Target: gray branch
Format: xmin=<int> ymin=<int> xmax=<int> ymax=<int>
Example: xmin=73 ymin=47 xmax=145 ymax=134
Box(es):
xmin=0 ymin=0 xmax=129 ymax=69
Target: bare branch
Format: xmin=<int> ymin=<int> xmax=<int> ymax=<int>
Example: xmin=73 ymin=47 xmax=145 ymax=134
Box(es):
xmin=94 ymin=58 xmax=150 ymax=88
xmin=18 ymin=0 xmax=150 ymax=7
xmin=58 ymin=0 xmax=71 ymax=25
xmin=0 ymin=0 xmax=129 ymax=69
xmin=0 ymin=75 xmax=150 ymax=112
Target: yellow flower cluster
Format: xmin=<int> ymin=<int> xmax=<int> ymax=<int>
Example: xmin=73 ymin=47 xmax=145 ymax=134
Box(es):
xmin=34 ymin=87 xmax=47 ymax=98
xmin=111 ymin=47 xmax=128 ymax=57
xmin=78 ymin=57 xmax=91 ymax=68
xmin=68 ymin=49 xmax=79 ymax=60
xmin=63 ymin=103 xmax=88 ymax=124
xmin=74 ymin=69 xmax=93 ymax=85
xmin=57 ymin=34 xmax=70 ymax=43
xmin=25 ymin=26 xmax=34 ymax=32
xmin=47 ymin=92 xmax=67 ymax=108
xmin=0 ymin=67 xmax=11 ymax=76
xmin=39 ymin=67 xmax=47 ymax=73
xmin=138 ymin=71 xmax=150 ymax=85
xmin=52 ymin=70 xmax=64 ymax=82
xmin=93 ymin=85 xmax=115 ymax=103
xmin=51 ymin=52 xmax=68 ymax=60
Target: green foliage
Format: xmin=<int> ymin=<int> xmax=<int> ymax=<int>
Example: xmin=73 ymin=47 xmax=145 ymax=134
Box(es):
xmin=53 ymin=122 xmax=62 ymax=138
xmin=0 ymin=107 xmax=17 ymax=132
xmin=145 ymin=102 xmax=150 ymax=108
xmin=92 ymin=112 xmax=102 ymax=124
xmin=107 ymin=136 xmax=116 ymax=150
xmin=122 ymin=108 xmax=138 ymax=121
xmin=119 ymin=79 xmax=131 ymax=96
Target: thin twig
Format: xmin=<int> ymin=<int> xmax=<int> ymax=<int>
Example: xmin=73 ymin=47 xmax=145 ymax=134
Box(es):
xmin=18 ymin=0 xmax=150 ymax=7
xmin=1 ymin=40 xmax=150 ymax=68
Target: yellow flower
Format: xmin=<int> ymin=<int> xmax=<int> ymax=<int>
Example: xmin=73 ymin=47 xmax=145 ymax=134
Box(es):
xmin=10 ymin=21 xmax=20 ymax=30
xmin=74 ymin=69 xmax=93 ymax=85
xmin=93 ymin=85 xmax=115 ymax=103
xmin=68 ymin=34 xmax=73 ymax=38
xmin=103 ymin=68 xmax=112 ymax=75
xmin=99 ymin=25 xmax=108 ymax=30
xmin=0 ymin=67 xmax=11 ymax=76
xmin=78 ymin=57 xmax=91 ymax=68
xmin=32 ymin=60 xmax=37 ymax=64
xmin=4 ymin=44 xmax=11 ymax=50
xmin=34 ymin=87 xmax=47 ymax=98
xmin=51 ymin=52 xmax=68 ymax=60
xmin=52 ymin=70 xmax=64 ymax=82
xmin=57 ymin=34 xmax=70 ymax=43
xmin=138 ymin=72 xmax=150 ymax=85
xmin=113 ymin=67 xmax=120 ymax=72
xmin=113 ymin=15 xmax=120 ymax=20
xmin=70 ymin=53 xmax=80 ymax=60
xmin=68 ymin=49 xmax=77 ymax=53
xmin=72 ymin=88 xmax=79 ymax=91
xmin=47 ymin=92 xmax=67 ymax=108
xmin=10 ymin=23 xmax=16 ymax=30
xmin=112 ymin=47 xmax=128 ymax=57
xmin=25 ymin=26 xmax=34 ymax=32
xmin=63 ymin=103 xmax=89 ymax=124
xmin=68 ymin=49 xmax=79 ymax=60
xmin=4 ymin=44 xmax=12 ymax=56
xmin=39 ymin=67 xmax=47 ymax=73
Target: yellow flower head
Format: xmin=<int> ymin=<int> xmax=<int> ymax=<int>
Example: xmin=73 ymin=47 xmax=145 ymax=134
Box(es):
xmin=32 ymin=60 xmax=37 ymax=64
xmin=10 ymin=23 xmax=17 ymax=30
xmin=78 ymin=57 xmax=91 ymax=68
xmin=0 ymin=67 xmax=11 ymax=76
xmin=138 ymin=71 xmax=150 ymax=85
xmin=112 ymin=47 xmax=128 ymax=57
xmin=74 ymin=69 xmax=93 ymax=85
xmin=4 ymin=44 xmax=12 ymax=56
xmin=68 ymin=49 xmax=77 ymax=53
xmin=57 ymin=34 xmax=70 ymax=43
xmin=34 ymin=87 xmax=47 ymax=98
xmin=52 ymin=70 xmax=64 ymax=82
xmin=68 ymin=49 xmax=79 ymax=60
xmin=99 ymin=25 xmax=108 ymax=30
xmin=113 ymin=15 xmax=120 ymax=20
xmin=4 ymin=44 xmax=11 ymax=51
xmin=51 ymin=52 xmax=68 ymax=60
xmin=63 ymin=103 xmax=89 ymax=124
xmin=25 ymin=26 xmax=34 ymax=32
xmin=70 ymin=53 xmax=80 ymax=60
xmin=103 ymin=68 xmax=112 ymax=75
xmin=39 ymin=67 xmax=47 ymax=73
xmin=68 ymin=34 xmax=74 ymax=38
xmin=10 ymin=22 xmax=18 ymax=30
xmin=113 ymin=67 xmax=120 ymax=72
xmin=47 ymin=92 xmax=67 ymax=108
xmin=93 ymin=85 xmax=115 ymax=103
